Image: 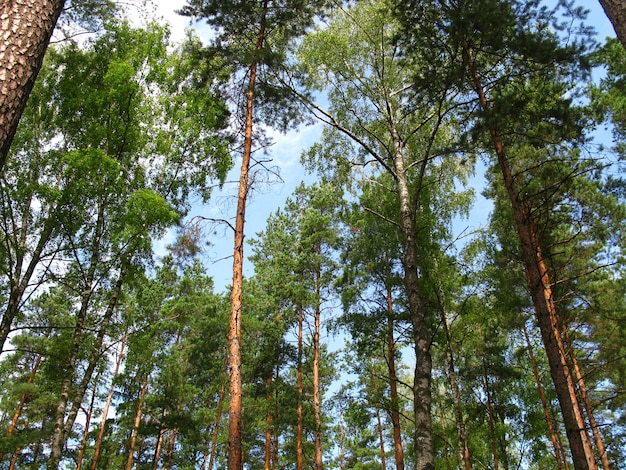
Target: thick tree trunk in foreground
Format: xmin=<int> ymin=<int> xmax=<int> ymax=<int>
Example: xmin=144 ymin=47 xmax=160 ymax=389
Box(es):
xmin=599 ymin=0 xmax=626 ymax=50
xmin=462 ymin=41 xmax=598 ymax=470
xmin=0 ymin=0 xmax=65 ymax=171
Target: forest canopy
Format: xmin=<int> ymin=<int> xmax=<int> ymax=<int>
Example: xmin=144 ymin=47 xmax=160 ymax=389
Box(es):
xmin=0 ymin=1 xmax=624 ymax=469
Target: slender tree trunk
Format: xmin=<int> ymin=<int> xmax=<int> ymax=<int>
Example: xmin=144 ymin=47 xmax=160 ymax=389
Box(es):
xmin=313 ymin=258 xmax=324 ymax=470
xmin=462 ymin=40 xmax=598 ymax=470
xmin=371 ymin=367 xmax=388 ymax=470
xmin=227 ymin=1 xmax=268 ymax=467
xmin=76 ymin=383 xmax=99 ymax=470
xmin=385 ymin=256 xmax=405 ymax=470
xmin=126 ymin=374 xmax=149 ymax=470
xmin=0 ymin=195 xmax=60 ymax=353
xmin=562 ymin=327 xmax=611 ymax=469
xmin=92 ymin=333 xmax=127 ymax=470
xmin=264 ymin=376 xmax=273 ymax=470
xmin=437 ymin=391 xmax=453 ymax=470
xmin=599 ymin=0 xmax=626 ymax=50
xmin=434 ymin=278 xmax=472 ymax=470
xmin=523 ymin=324 xmax=568 ymax=470
xmin=0 ymin=0 xmax=66 ymax=170
xmin=482 ymin=348 xmax=500 ymax=470
xmin=57 ymin=263 xmax=128 ymax=465
xmin=152 ymin=408 xmax=167 ymax=470
xmin=296 ymin=304 xmax=304 ymax=470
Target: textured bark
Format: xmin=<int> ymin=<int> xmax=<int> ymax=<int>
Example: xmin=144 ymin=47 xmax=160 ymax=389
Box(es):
xmin=462 ymin=40 xmax=598 ymax=470
xmin=390 ymin=116 xmax=434 ymax=470
xmin=0 ymin=0 xmax=65 ymax=170
xmin=599 ymin=0 xmax=626 ymax=50
xmin=227 ymin=1 xmax=267 ymax=467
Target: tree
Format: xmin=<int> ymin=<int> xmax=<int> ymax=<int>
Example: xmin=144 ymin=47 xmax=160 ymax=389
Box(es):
xmin=178 ymin=2 xmax=330 ymax=467
xmin=395 ymin=1 xmax=615 ymax=467
xmin=0 ymin=19 xmax=231 ymax=467
xmin=295 ymin=2 xmax=471 ymax=467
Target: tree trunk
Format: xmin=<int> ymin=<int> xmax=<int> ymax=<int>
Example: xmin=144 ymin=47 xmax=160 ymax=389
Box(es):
xmin=313 ymin=257 xmax=324 ymax=470
xmin=54 ymin=263 xmax=128 ymax=468
xmin=0 ymin=349 xmax=44 ymax=462
xmin=389 ymin=113 xmax=434 ymax=470
xmin=126 ymin=374 xmax=149 ymax=470
xmin=0 ymin=0 xmax=65 ymax=170
xmin=227 ymin=1 xmax=268 ymax=467
xmin=599 ymin=0 xmax=626 ymax=50
xmin=482 ymin=349 xmax=500 ymax=470
xmin=296 ymin=304 xmax=304 ymax=470
xmin=152 ymin=409 xmax=167 ymax=470
xmin=76 ymin=381 xmax=99 ymax=470
xmin=371 ymin=367 xmax=388 ymax=470
xmin=264 ymin=376 xmax=273 ymax=470
xmin=92 ymin=333 xmax=127 ymax=470
xmin=523 ymin=324 xmax=568 ymax=470
xmin=434 ymin=275 xmax=472 ymax=470
xmin=0 ymin=190 xmax=60 ymax=353
xmin=385 ymin=265 xmax=405 ymax=470
xmin=462 ymin=39 xmax=598 ymax=470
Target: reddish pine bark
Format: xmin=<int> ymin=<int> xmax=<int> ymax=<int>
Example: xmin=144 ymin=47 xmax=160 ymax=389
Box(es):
xmin=0 ymin=0 xmax=65 ymax=170
xmin=227 ymin=1 xmax=268 ymax=467
xmin=462 ymin=39 xmax=598 ymax=470
xmin=599 ymin=0 xmax=626 ymax=50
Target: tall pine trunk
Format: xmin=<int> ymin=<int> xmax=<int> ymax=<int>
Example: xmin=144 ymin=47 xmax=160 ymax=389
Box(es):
xmin=296 ymin=304 xmax=304 ymax=470
xmin=313 ymin=255 xmax=323 ymax=470
xmin=462 ymin=40 xmax=598 ymax=470
xmin=0 ymin=0 xmax=65 ymax=170
xmin=227 ymin=2 xmax=268 ymax=467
